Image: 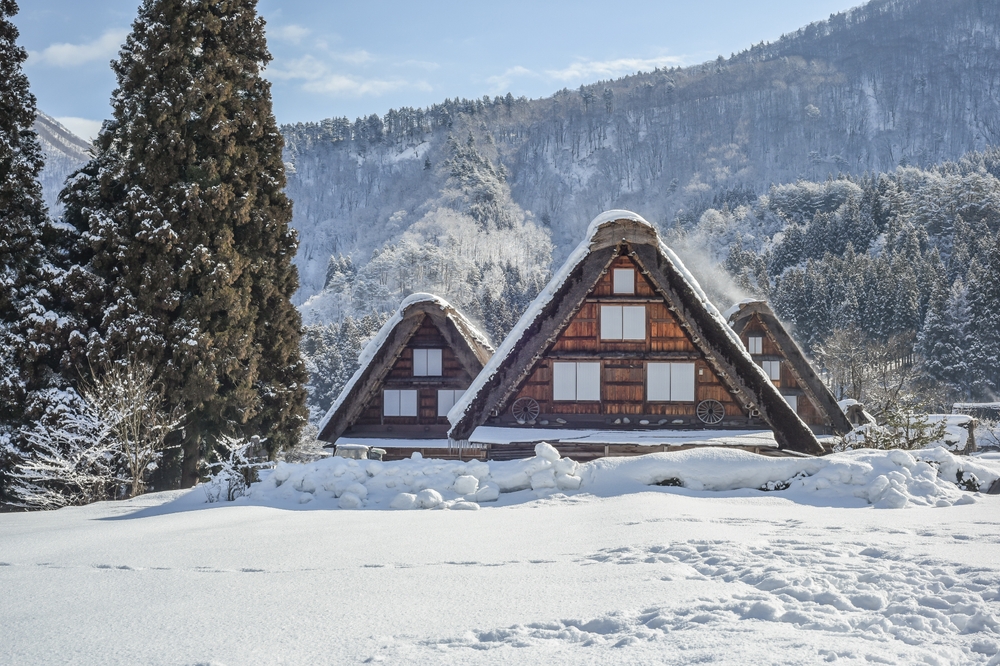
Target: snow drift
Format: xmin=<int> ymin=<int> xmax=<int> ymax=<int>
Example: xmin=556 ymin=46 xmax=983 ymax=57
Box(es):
xmin=240 ymin=445 xmax=999 ymax=511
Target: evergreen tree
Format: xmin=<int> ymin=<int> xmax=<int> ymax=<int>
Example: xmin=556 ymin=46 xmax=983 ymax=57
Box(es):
xmin=966 ymin=241 xmax=1000 ymax=398
xmin=0 ymin=0 xmax=63 ymax=501
xmin=61 ymin=0 xmax=307 ymax=487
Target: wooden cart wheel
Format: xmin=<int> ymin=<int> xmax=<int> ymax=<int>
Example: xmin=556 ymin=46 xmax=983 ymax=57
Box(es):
xmin=511 ymin=397 xmax=540 ymax=424
xmin=696 ymin=399 xmax=725 ymax=425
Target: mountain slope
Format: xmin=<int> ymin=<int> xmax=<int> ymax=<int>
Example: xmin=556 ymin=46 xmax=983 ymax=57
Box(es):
xmin=33 ymin=112 xmax=91 ymax=214
xmin=282 ymin=0 xmax=1000 ymax=309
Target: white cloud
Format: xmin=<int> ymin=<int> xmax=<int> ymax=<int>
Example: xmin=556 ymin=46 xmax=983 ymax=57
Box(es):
xmin=486 ymin=66 xmax=537 ymax=93
xmin=54 ymin=117 xmax=103 ymax=141
xmin=545 ymin=56 xmax=688 ymax=82
xmin=28 ymin=29 xmax=128 ymax=68
xmin=267 ymin=55 xmax=429 ymax=97
xmin=270 ymin=24 xmax=310 ymax=44
xmin=484 ymin=56 xmax=689 ymax=94
xmin=334 ymin=50 xmax=374 ymax=66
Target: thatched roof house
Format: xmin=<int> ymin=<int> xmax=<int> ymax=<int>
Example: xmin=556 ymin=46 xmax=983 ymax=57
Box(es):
xmin=727 ymin=300 xmax=853 ymax=436
xmin=318 ymin=294 xmax=493 ymax=444
xmin=447 ymin=211 xmax=824 ymax=456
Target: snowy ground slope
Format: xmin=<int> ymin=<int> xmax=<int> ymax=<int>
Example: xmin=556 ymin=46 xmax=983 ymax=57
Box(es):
xmin=2 ymin=449 xmax=1000 ymax=665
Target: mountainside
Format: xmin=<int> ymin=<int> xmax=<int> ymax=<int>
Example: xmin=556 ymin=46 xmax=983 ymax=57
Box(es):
xmin=33 ymin=112 xmax=91 ymax=214
xmin=282 ymin=0 xmax=1000 ymax=311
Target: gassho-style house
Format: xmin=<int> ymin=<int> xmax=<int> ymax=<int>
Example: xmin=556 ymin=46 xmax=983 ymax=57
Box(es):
xmin=321 ymin=211 xmax=846 ymax=460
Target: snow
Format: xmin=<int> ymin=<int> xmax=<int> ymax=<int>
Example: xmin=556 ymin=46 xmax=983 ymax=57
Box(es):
xmin=317 ymin=292 xmax=491 ymax=436
xmin=469 ymin=425 xmax=779 ymax=448
xmin=335 ymin=437 xmax=452 ymax=449
xmin=3 ymin=446 xmax=1000 ymax=665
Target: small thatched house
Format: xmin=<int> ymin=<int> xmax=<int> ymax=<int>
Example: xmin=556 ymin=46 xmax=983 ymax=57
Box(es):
xmin=726 ymin=300 xmax=853 ymax=436
xmin=447 ymin=211 xmax=824 ymax=456
xmin=318 ymin=294 xmax=493 ymax=451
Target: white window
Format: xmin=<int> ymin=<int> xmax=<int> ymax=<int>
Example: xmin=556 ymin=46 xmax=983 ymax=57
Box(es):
xmin=552 ymin=362 xmax=601 ymax=401
xmin=413 ymin=348 xmax=442 ymax=376
xmin=785 ymin=394 xmax=798 ymax=412
xmin=383 ymin=389 xmax=418 ymax=417
xmin=613 ymin=268 xmax=635 ymax=294
xmin=600 ymin=305 xmax=645 ymax=340
xmin=763 ymin=360 xmax=781 ymax=381
xmin=437 ymin=389 xmax=464 ymax=417
xmin=647 ymin=362 xmax=696 ymax=402
xmin=747 ymin=336 xmax=763 ymax=355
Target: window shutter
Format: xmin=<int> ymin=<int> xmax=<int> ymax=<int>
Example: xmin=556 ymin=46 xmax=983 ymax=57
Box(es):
xmin=613 ymin=268 xmax=635 ymax=294
xmin=383 ymin=390 xmax=400 ymax=416
xmin=399 ymin=390 xmax=418 ymax=417
xmin=622 ymin=305 xmax=645 ymax=340
xmin=763 ymin=360 xmax=781 ymax=380
xmin=576 ymin=362 xmax=601 ymax=401
xmin=437 ymin=389 xmax=460 ymax=417
xmin=670 ymin=362 xmax=696 ymax=402
xmin=427 ymin=349 xmax=443 ymax=376
xmin=647 ymin=362 xmax=671 ymax=401
xmin=413 ymin=349 xmax=428 ymax=376
xmin=553 ymin=362 xmax=577 ymax=400
xmin=748 ymin=336 xmax=762 ymax=354
xmin=600 ymin=305 xmax=623 ymax=340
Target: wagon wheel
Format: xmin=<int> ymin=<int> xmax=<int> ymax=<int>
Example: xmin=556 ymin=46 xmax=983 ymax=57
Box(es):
xmin=511 ymin=397 xmax=540 ymax=424
xmin=696 ymin=399 xmax=725 ymax=425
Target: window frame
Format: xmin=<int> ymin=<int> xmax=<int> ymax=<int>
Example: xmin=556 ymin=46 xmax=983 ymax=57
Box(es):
xmin=747 ymin=336 xmax=763 ymax=355
xmin=383 ymin=389 xmax=418 ymax=417
xmin=600 ymin=304 xmax=646 ymax=341
xmin=612 ymin=268 xmax=636 ymax=295
xmin=552 ymin=361 xmax=601 ymax=401
xmin=413 ymin=348 xmax=443 ymax=376
xmin=646 ymin=362 xmax=696 ymax=402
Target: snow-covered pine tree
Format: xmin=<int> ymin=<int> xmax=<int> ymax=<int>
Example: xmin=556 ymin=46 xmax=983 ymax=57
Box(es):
xmin=0 ymin=0 xmax=60 ymax=501
xmin=966 ymin=241 xmax=1000 ymax=398
xmin=60 ymin=0 xmax=307 ymax=487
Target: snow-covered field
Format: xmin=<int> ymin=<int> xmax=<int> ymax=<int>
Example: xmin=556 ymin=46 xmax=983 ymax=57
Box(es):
xmin=3 ymin=447 xmax=1000 ymax=665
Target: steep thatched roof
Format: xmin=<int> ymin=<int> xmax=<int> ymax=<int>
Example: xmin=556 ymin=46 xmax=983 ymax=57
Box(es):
xmin=447 ymin=211 xmax=825 ymax=455
xmin=317 ymin=293 xmax=493 ymax=442
xmin=727 ymin=300 xmax=853 ymax=436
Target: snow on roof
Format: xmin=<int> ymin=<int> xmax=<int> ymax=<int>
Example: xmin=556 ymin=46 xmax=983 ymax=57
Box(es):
xmin=317 ymin=292 xmax=493 ymax=435
xmin=468 ymin=426 xmax=778 ymax=448
xmin=722 ymin=298 xmax=760 ymax=323
xmin=447 ymin=209 xmax=751 ymax=429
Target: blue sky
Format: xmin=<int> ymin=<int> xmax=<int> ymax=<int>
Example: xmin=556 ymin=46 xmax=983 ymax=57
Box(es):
xmin=16 ymin=0 xmax=858 ymax=140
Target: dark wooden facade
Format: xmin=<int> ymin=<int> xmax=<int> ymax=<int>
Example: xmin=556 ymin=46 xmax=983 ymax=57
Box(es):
xmin=318 ymin=295 xmax=493 ymax=443
xmin=496 ymin=254 xmax=751 ymax=427
xmin=449 ymin=213 xmax=825 ymax=455
xmin=728 ymin=301 xmax=853 ymax=436
xmin=349 ymin=315 xmax=478 ymax=436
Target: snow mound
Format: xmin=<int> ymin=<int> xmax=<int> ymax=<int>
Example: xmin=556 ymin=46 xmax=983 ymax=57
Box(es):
xmin=584 ymin=446 xmax=999 ymax=507
xmin=237 ymin=445 xmax=997 ymax=510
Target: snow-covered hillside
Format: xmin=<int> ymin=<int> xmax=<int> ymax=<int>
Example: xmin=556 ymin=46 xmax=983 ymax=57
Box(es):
xmin=281 ymin=0 xmax=1000 ymax=311
xmin=2 ymin=447 xmax=999 ymax=665
xmin=33 ymin=112 xmax=91 ymax=215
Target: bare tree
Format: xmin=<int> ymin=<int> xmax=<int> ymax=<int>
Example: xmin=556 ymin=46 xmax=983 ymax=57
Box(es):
xmin=81 ymin=359 xmax=184 ymax=498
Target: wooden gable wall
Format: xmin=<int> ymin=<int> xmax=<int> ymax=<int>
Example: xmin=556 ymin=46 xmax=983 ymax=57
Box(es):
xmin=736 ymin=312 xmax=826 ymax=428
xmin=493 ymin=254 xmax=753 ymax=428
xmin=346 ymin=315 xmax=476 ymax=437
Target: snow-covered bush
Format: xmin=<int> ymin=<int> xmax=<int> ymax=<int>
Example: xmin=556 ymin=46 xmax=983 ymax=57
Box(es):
xmin=5 ymin=358 xmax=183 ymax=508
xmin=204 ymin=436 xmax=270 ymax=503
xmin=841 ymin=406 xmax=947 ymax=451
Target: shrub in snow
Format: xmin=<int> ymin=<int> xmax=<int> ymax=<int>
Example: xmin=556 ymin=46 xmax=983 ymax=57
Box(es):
xmin=452 ymin=475 xmax=479 ymax=495
xmin=204 ymin=437 xmax=270 ymax=503
xmin=417 ymin=489 xmax=444 ymax=508
xmin=5 ymin=358 xmax=183 ymax=509
xmin=841 ymin=405 xmax=947 ymax=451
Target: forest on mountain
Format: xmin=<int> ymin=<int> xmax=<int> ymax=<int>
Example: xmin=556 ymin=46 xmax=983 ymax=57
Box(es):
xmin=281 ymin=0 xmax=1000 ymax=420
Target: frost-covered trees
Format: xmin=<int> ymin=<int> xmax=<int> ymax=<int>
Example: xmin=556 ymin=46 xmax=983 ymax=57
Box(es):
xmin=0 ymin=0 xmax=65 ymax=502
xmin=60 ymin=0 xmax=307 ymax=487
xmin=4 ymin=357 xmax=182 ymax=508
